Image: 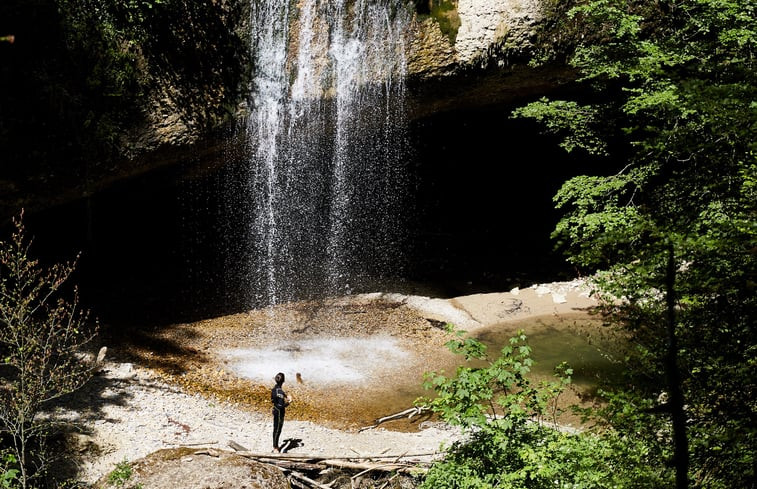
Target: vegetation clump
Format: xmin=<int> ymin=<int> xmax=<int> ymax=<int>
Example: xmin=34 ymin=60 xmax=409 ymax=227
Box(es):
xmin=0 ymin=213 xmax=98 ymax=488
xmin=414 ymin=0 xmax=461 ymax=44
xmin=419 ymin=329 xmax=668 ymax=488
xmin=509 ymin=0 xmax=756 ymax=487
xmin=107 ymin=460 xmax=135 ymax=488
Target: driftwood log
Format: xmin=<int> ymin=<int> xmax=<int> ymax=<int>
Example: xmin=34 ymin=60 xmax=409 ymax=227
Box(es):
xmin=288 ymin=470 xmax=334 ymax=489
xmin=226 ymin=449 xmax=431 ymax=473
xmin=224 ymin=405 xmax=440 ymax=489
xmin=358 ymin=406 xmax=431 ymax=432
xmin=222 ymin=438 xmax=433 ymax=489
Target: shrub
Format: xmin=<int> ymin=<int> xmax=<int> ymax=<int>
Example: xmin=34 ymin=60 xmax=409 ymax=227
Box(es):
xmin=419 ymin=329 xmax=670 ymax=488
xmin=0 ymin=212 xmax=98 ymax=489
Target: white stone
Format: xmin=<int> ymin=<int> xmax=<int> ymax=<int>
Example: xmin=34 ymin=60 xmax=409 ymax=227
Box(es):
xmin=551 ymin=293 xmax=567 ymax=304
xmin=534 ymin=285 xmax=551 ymax=296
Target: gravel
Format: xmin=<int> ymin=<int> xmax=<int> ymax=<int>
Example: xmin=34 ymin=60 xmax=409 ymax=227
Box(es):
xmin=64 ymin=361 xmax=461 ymax=484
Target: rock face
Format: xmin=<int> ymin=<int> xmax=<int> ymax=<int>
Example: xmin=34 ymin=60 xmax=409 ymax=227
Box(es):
xmin=455 ymin=0 xmax=542 ymax=64
xmin=0 ymin=0 xmax=568 ymax=220
xmin=406 ymin=0 xmax=573 ymax=119
xmin=408 ymin=0 xmax=545 ymax=78
xmin=133 ymin=0 xmax=554 ymax=144
xmin=407 ymin=17 xmax=459 ymax=78
xmin=130 ymin=0 xmax=559 ymax=152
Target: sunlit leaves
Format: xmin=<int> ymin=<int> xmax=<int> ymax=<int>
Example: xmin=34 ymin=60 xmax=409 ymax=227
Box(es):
xmin=512 ymin=0 xmax=757 ymax=486
xmin=419 ymin=330 xmax=669 ymax=488
xmin=420 ymin=331 xmax=547 ymax=430
xmin=511 ymin=99 xmax=609 ymax=155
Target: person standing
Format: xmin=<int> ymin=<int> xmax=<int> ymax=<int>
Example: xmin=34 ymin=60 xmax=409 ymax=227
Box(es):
xmin=271 ymin=372 xmax=291 ymax=453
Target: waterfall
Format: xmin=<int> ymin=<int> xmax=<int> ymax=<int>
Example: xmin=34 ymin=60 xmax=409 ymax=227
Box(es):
xmin=239 ymin=0 xmax=411 ymax=307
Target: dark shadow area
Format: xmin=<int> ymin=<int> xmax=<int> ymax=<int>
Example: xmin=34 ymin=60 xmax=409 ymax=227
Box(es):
xmin=280 ymin=438 xmax=303 ymax=453
xmin=412 ymin=0 xmax=432 ymax=15
xmin=0 ymin=0 xmax=248 ymax=220
xmin=403 ymin=103 xmax=604 ymax=297
xmin=45 ymin=359 xmax=197 ymax=485
xmin=16 ymin=156 xmax=238 ymax=328
xmin=8 ymin=98 xmax=610 ymax=329
xmin=101 ymin=324 xmax=206 ymax=374
xmin=41 ymin=319 xmax=211 ymax=483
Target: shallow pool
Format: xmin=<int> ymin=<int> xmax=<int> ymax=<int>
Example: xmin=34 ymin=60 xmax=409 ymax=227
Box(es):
xmin=473 ymin=315 xmax=625 ymax=391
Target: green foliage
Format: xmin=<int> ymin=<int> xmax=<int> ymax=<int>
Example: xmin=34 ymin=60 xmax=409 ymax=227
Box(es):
xmin=414 ymin=0 xmax=460 ymax=44
xmin=511 ymin=99 xmax=609 ymax=155
xmin=1 ymin=452 xmax=20 ymax=489
xmin=421 ymin=330 xmax=545 ymax=429
xmin=0 ymin=213 xmax=98 ymax=489
xmin=107 ymin=460 xmax=133 ymax=487
xmin=419 ymin=330 xmax=670 ymax=488
xmin=429 ymin=0 xmax=461 ymax=44
xmin=513 ymin=0 xmax=757 ymax=486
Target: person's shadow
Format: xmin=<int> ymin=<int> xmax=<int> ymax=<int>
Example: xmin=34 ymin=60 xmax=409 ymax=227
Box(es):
xmin=280 ymin=438 xmax=303 ymax=453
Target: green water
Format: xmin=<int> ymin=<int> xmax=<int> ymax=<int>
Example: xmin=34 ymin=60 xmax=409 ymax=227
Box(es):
xmin=473 ymin=316 xmax=624 ymax=391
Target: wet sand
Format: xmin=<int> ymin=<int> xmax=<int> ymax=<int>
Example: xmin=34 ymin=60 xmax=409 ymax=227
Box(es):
xmin=110 ymin=281 xmax=606 ymax=430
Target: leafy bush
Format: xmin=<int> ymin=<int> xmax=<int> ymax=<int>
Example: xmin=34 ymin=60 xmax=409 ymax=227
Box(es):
xmin=419 ymin=329 xmax=670 ymax=488
xmin=107 ymin=460 xmax=133 ymax=487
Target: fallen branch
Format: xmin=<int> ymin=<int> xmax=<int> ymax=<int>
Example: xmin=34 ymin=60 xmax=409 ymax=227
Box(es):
xmin=194 ymin=448 xmax=222 ymax=458
xmin=289 ymin=478 xmax=309 ymax=489
xmin=222 ymin=439 xmax=432 ymax=488
xmin=227 ymin=440 xmax=249 ymax=452
xmin=322 ymin=459 xmax=421 ymax=473
xmin=351 ymin=463 xmax=412 ymax=479
xmin=224 ymin=450 xmax=430 ymax=475
xmin=358 ymin=406 xmax=430 ymax=432
xmin=256 ymin=457 xmax=326 ymax=471
xmin=229 ymin=450 xmax=437 ymax=463
xmin=288 ymin=470 xmax=334 ymax=489
xmin=226 ymin=440 xmax=438 ymax=462
xmin=378 ymin=473 xmax=399 ymax=489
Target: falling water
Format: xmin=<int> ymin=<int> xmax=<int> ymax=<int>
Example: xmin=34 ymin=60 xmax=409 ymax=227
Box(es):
xmin=239 ymin=0 xmax=411 ymax=307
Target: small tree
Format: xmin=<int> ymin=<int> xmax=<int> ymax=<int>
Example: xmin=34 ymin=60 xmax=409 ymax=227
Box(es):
xmin=0 ymin=212 xmax=97 ymax=489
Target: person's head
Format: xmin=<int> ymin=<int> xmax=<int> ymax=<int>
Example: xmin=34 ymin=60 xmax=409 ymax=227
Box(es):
xmin=275 ymin=372 xmax=285 ymax=385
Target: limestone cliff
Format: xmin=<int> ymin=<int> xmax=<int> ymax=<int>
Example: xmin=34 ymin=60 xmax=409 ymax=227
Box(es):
xmin=407 ymin=0 xmax=574 ymax=118
xmin=408 ymin=0 xmax=545 ymax=78
xmin=0 ymin=0 xmax=572 ymax=220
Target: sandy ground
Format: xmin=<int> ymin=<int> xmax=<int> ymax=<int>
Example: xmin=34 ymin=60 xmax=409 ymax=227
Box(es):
xmin=61 ymin=280 xmax=601 ymax=483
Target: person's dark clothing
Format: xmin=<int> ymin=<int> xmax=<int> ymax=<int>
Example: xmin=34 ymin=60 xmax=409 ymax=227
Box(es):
xmin=272 ymin=384 xmax=288 ymax=410
xmin=271 ymin=383 xmax=287 ymax=450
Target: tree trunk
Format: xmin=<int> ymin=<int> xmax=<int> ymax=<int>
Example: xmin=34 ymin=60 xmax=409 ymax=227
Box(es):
xmin=666 ymin=243 xmax=689 ymax=489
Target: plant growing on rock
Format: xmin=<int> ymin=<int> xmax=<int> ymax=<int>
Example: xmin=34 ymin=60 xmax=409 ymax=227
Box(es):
xmin=0 ymin=212 xmax=98 ymax=489
xmin=106 ymin=459 xmax=135 ymax=488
